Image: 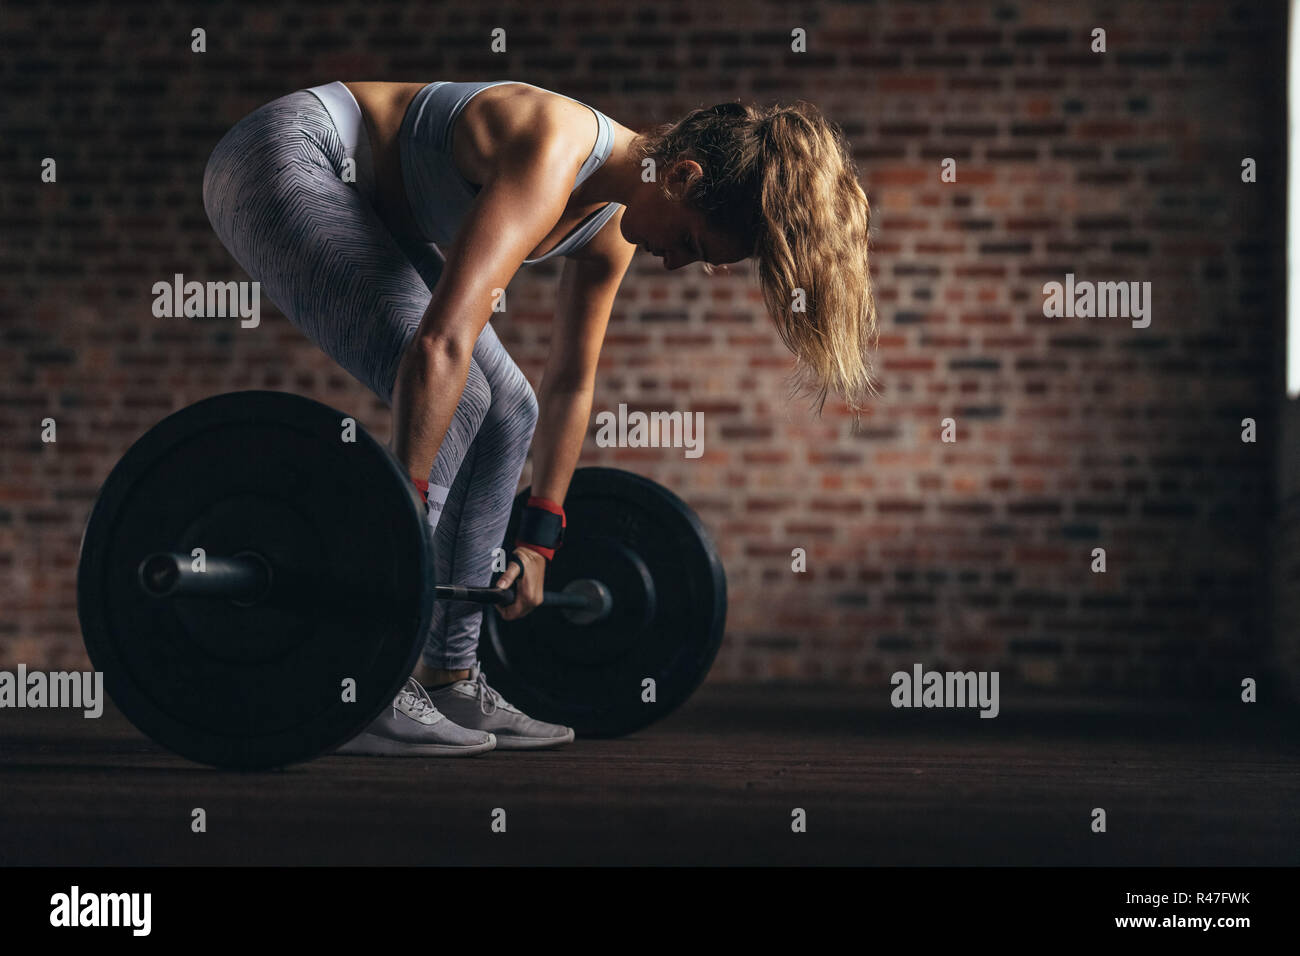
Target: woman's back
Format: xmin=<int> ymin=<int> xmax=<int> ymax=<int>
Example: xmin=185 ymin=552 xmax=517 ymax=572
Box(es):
xmin=344 ymin=80 xmax=627 ymax=260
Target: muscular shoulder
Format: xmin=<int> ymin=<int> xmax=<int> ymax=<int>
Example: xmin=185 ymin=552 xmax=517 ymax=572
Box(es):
xmin=455 ymin=83 xmax=597 ymax=185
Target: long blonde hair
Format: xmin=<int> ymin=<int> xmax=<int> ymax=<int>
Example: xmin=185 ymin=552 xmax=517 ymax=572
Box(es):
xmin=632 ymin=100 xmax=880 ymax=418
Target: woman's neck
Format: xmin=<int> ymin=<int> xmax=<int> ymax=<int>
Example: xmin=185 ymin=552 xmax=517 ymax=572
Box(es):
xmin=573 ymin=121 xmax=647 ymax=209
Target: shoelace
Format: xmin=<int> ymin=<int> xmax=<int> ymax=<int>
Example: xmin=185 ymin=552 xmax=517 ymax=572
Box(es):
xmin=394 ymin=678 xmax=442 ymax=722
xmin=473 ymin=669 xmax=505 ymax=716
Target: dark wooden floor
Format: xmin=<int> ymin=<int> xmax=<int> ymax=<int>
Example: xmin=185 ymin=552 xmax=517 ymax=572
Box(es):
xmin=1 ymin=686 xmax=1296 ymax=865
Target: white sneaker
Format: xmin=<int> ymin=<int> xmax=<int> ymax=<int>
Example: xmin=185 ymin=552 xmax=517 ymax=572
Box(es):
xmin=334 ymin=677 xmax=497 ymax=757
xmin=424 ymin=663 xmax=575 ymax=751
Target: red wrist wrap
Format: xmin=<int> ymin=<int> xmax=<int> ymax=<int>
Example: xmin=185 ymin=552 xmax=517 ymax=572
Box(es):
xmin=514 ymin=496 xmax=565 ymax=561
xmin=526 ymin=496 xmax=565 ymax=517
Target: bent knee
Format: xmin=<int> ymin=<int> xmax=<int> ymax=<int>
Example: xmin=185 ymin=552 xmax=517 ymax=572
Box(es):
xmin=460 ymin=361 xmax=494 ymax=433
xmin=486 ymin=370 xmax=538 ymax=433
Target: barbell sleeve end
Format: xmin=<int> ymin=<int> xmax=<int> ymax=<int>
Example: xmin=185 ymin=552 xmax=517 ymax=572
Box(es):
xmin=138 ymin=551 xmax=273 ymax=604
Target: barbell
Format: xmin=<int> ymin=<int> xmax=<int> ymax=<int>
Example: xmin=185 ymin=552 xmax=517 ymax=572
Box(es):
xmin=136 ymin=551 xmax=616 ymax=623
xmin=76 ymin=390 xmax=727 ymax=770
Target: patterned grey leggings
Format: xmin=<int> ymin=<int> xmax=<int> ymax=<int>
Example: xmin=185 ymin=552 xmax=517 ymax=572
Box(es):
xmin=201 ymin=89 xmax=538 ymax=670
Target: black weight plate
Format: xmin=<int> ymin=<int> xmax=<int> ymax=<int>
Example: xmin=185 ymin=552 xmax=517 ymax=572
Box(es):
xmin=77 ymin=391 xmax=433 ymax=769
xmin=481 ymin=468 xmax=726 ymax=736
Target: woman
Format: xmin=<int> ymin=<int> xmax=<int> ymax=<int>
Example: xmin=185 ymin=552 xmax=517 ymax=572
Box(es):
xmin=202 ymin=79 xmax=878 ymax=757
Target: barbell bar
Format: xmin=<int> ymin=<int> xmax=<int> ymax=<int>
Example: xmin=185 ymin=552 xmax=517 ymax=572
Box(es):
xmin=137 ymin=549 xmax=615 ymax=621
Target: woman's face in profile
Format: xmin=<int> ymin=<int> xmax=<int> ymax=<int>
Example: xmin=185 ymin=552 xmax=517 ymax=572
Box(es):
xmin=619 ymin=159 xmax=749 ymax=270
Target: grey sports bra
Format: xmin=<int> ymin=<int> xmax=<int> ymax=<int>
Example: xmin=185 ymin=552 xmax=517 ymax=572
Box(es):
xmin=398 ymin=81 xmax=622 ymax=263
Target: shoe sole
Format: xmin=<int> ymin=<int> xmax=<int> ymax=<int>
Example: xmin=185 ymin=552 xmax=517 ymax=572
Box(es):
xmin=333 ymin=732 xmax=497 ymax=757
xmin=490 ymin=729 xmax=576 ymax=751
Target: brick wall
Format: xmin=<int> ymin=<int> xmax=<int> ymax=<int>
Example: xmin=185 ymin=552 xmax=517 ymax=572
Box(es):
xmin=0 ymin=0 xmax=1287 ymax=697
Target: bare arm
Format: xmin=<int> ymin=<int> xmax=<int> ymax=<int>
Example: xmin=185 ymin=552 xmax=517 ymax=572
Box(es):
xmin=492 ymin=220 xmax=635 ymax=620
xmin=530 ymin=227 xmax=635 ymax=505
xmin=391 ymin=132 xmax=579 ymax=488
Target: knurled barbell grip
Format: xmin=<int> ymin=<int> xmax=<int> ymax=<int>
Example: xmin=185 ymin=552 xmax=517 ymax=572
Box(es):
xmin=431 ymin=583 xmax=599 ymax=612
